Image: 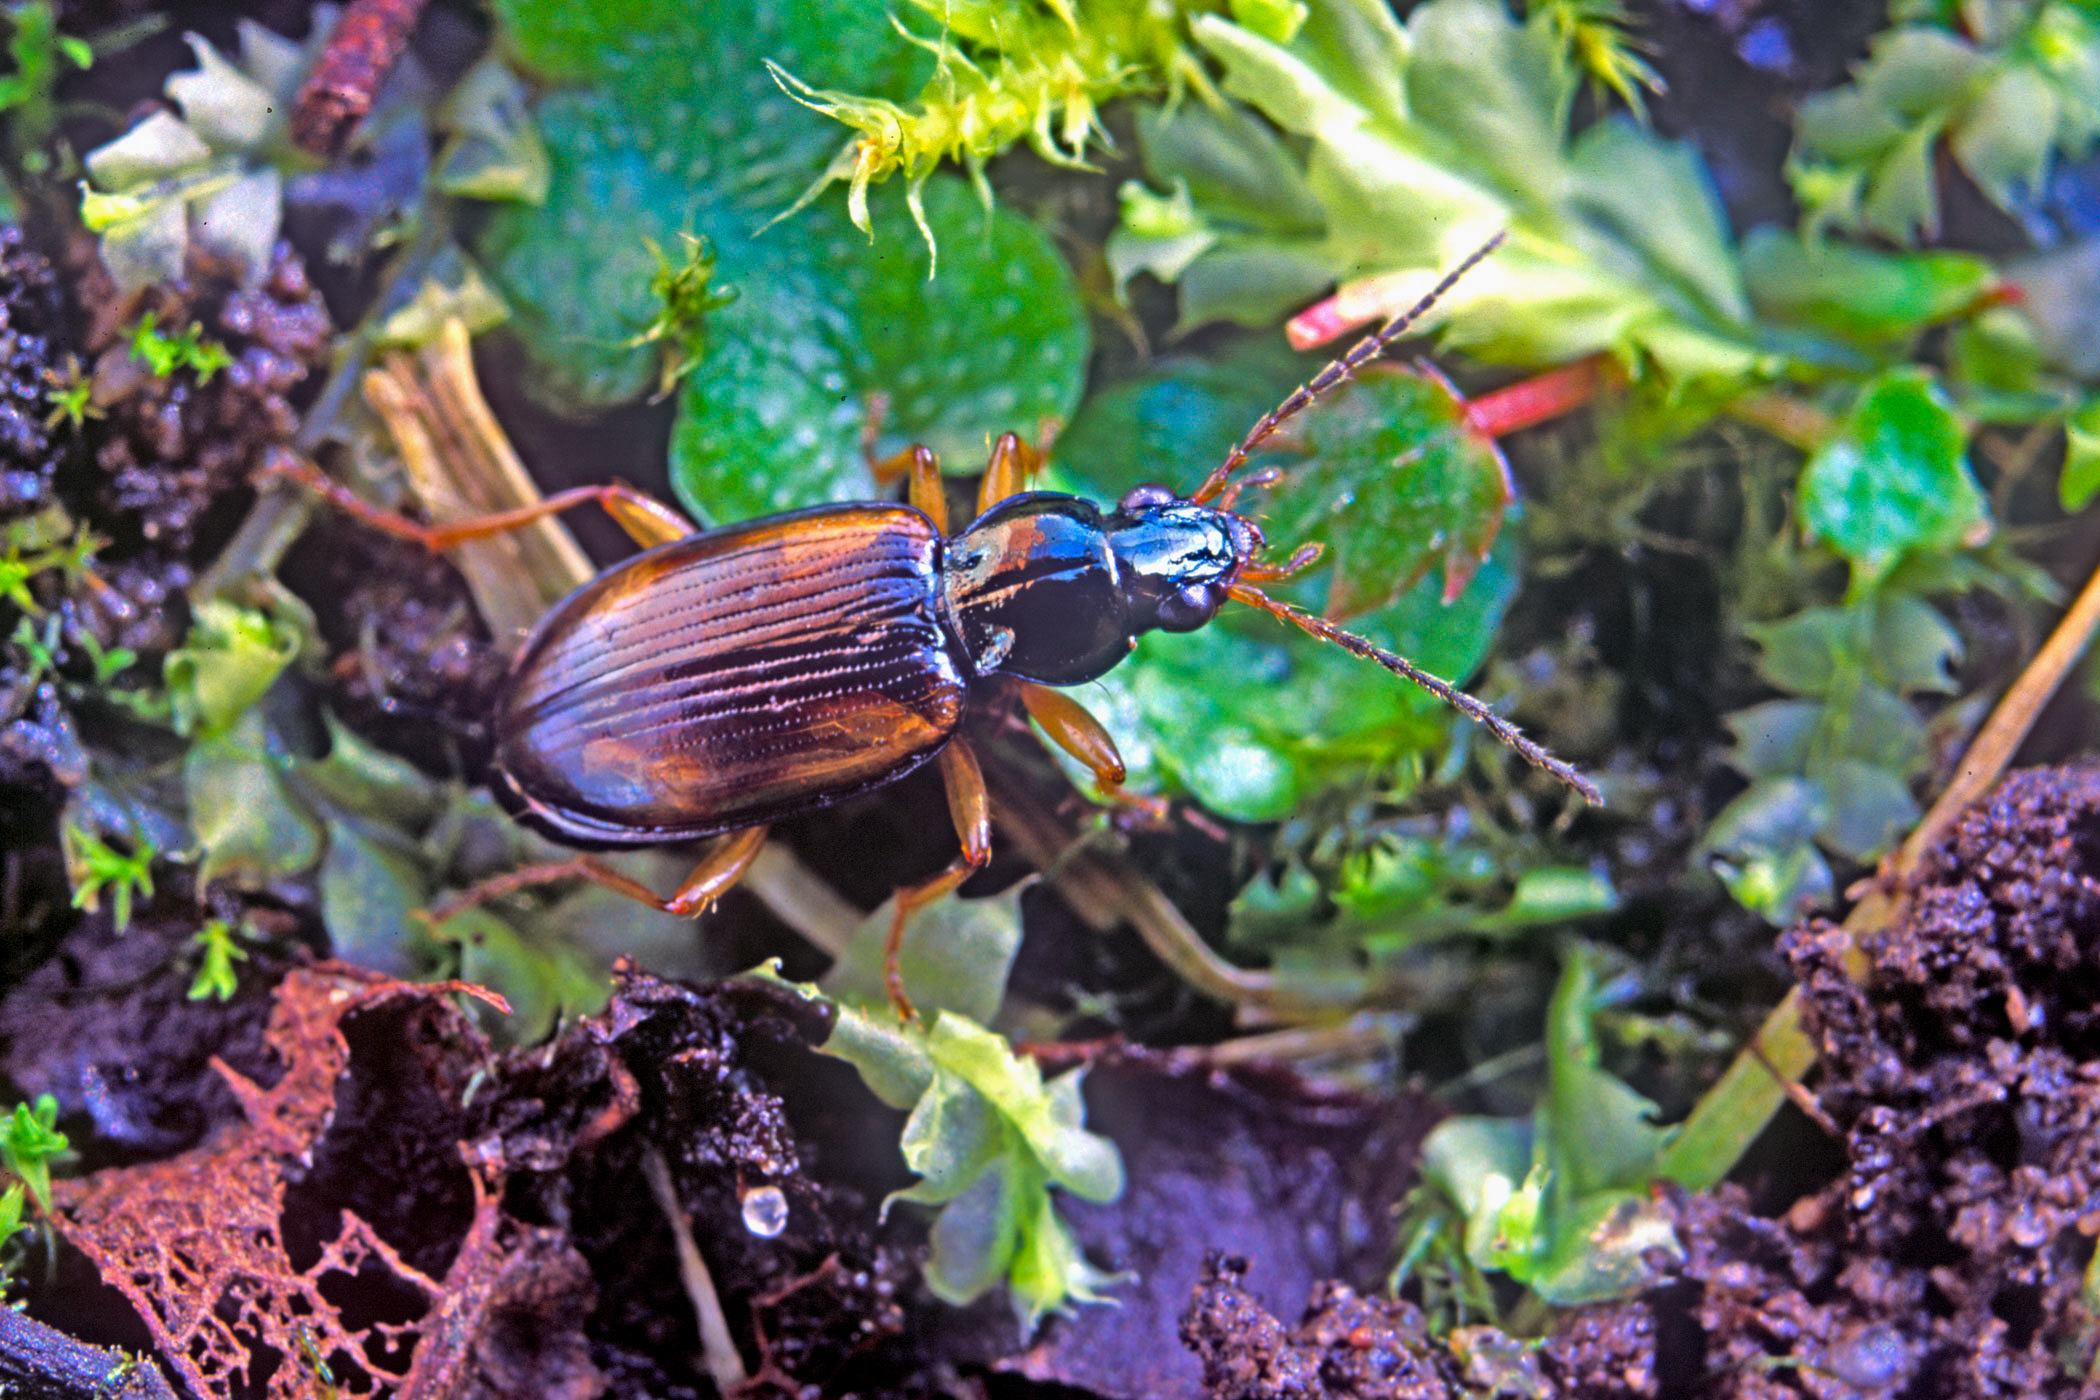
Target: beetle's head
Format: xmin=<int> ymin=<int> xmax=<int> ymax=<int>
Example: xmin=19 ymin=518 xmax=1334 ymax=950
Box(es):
xmin=1103 ymin=483 xmax=1267 ymax=634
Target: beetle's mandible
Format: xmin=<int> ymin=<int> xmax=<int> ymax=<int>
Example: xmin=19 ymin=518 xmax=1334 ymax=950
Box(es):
xmin=286 ymin=232 xmax=1595 ymax=1019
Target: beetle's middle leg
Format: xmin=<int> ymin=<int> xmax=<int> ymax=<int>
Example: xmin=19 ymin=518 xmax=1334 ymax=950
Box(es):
xmin=885 ymin=740 xmax=993 ymax=1022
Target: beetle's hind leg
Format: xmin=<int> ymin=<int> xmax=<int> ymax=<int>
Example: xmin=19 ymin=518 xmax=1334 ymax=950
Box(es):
xmin=423 ymin=826 xmax=770 ymax=927
xmin=263 ymin=446 xmax=696 ymax=552
xmin=885 ymin=741 xmax=993 ymax=1022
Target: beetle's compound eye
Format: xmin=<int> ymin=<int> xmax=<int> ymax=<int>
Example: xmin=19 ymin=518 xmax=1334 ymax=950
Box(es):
xmin=1118 ymin=483 xmax=1177 ymax=512
xmin=1155 ymin=583 xmax=1224 ymax=633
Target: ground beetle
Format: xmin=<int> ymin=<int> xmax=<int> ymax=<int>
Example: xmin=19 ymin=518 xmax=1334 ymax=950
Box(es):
xmin=285 ymin=234 xmax=1595 ymax=1017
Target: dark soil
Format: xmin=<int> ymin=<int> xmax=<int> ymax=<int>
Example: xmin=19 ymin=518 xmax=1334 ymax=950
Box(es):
xmin=1681 ymin=764 xmax=2100 ymax=1398
xmin=1155 ymin=763 xmax=2100 ymax=1395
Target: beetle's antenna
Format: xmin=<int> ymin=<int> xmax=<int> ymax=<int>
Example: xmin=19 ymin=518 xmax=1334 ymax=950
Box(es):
xmin=1226 ymin=582 xmax=1601 ymax=804
xmin=1190 ymin=231 xmax=1508 ymax=507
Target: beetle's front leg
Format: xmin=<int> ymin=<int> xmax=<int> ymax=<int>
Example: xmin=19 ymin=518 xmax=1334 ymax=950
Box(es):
xmin=885 ymin=740 xmax=992 ymax=1022
xmin=868 ymin=442 xmax=949 ymax=533
xmin=1014 ymin=681 xmax=1171 ymax=824
xmin=976 ymin=433 xmax=1041 ymax=514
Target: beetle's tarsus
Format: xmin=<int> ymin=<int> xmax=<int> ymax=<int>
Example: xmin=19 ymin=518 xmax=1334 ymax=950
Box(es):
xmin=883 ymin=741 xmax=994 ymax=1022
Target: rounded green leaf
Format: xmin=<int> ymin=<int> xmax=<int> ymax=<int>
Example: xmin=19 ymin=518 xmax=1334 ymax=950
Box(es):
xmin=479 ymin=0 xmax=929 ymax=416
xmin=818 ymin=177 xmax=1089 ymax=474
xmin=1799 ymin=369 xmax=1987 ymax=583
xmin=2062 ymin=396 xmax=2100 ymax=511
xmin=1261 ymin=367 xmax=1512 ymax=615
xmin=670 ymin=177 xmax=1087 ymax=522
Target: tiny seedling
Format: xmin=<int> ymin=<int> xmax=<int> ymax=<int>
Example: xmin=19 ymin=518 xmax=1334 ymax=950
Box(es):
xmin=128 ymin=311 xmax=235 ymax=384
xmin=64 ymin=822 xmax=156 ymax=931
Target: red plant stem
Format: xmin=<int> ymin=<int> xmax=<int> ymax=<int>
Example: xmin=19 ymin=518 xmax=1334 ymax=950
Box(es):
xmin=1286 ymin=294 xmax=1359 ymax=352
xmin=1460 ymin=353 xmax=1621 ymax=439
xmin=291 ymin=0 xmax=430 ymax=156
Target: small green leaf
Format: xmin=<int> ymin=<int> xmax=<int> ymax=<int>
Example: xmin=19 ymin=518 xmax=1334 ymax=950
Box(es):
xmin=1726 ymin=699 xmax=1823 ymax=780
xmin=1006 ymin=1188 xmax=1126 ymax=1331
xmin=1487 ymin=866 xmax=1618 ymax=929
xmin=2063 ymin=396 xmax=2100 ymax=510
xmin=184 ymin=712 xmax=325 ymax=889
xmin=1473 ymin=1164 xmax=1550 ymax=1282
xmin=164 ymin=599 xmax=301 ymax=740
xmin=1224 ymin=859 xmax=1324 ymax=950
xmin=922 ymin=1167 xmax=1020 ymax=1301
xmin=1871 ymin=592 xmax=1962 ymax=694
xmin=1232 ymin=0 xmax=1310 ymax=44
xmin=1332 ymin=836 xmax=1441 ymax=922
xmin=1545 ymin=946 xmax=1669 ymax=1199
xmin=1419 ymin=1115 xmax=1533 ymax=1223
xmin=822 ymin=887 xmax=1024 ymax=1025
xmin=0 ymin=1096 xmax=68 ymax=1213
xmin=1741 ymin=228 xmax=1996 ymax=347
xmin=791 ymin=986 xmax=1125 ymax=1329
xmin=1747 ymin=606 xmax=1860 ymax=698
xmin=1528 ymin=1190 xmax=1681 ymax=1307
xmin=1811 ymin=756 xmax=1919 ymax=862
xmin=299 ymin=713 xmax=445 ymax=827
xmin=317 ymin=816 xmax=431 ymax=975
xmin=1704 ymin=777 xmax=1835 ymax=924
xmin=1566 ymin=120 xmax=1751 ymax=325
xmin=62 ymin=821 xmax=156 ymax=932
xmin=1830 ymin=678 xmax=1929 ymax=776
xmin=1260 ymin=368 xmax=1513 ymax=614
xmin=434 ymin=55 xmax=551 ymax=204
xmin=0 ymin=1182 xmax=23 ymax=1251
xmin=1107 ymin=180 xmax=1219 ymax=295
xmin=187 ymin=919 xmax=249 ymax=1001
xmin=1799 ymin=369 xmax=1988 ymax=584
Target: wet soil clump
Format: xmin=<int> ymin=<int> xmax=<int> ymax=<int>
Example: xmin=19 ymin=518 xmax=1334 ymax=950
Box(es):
xmin=1678 ymin=762 xmax=2100 ymax=1398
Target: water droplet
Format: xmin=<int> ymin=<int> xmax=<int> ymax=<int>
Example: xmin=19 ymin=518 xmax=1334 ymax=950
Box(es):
xmin=741 ymin=1184 xmax=788 ymax=1238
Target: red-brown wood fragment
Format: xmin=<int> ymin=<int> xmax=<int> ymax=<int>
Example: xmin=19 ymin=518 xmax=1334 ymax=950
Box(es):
xmin=291 ymin=0 xmax=431 ymax=157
